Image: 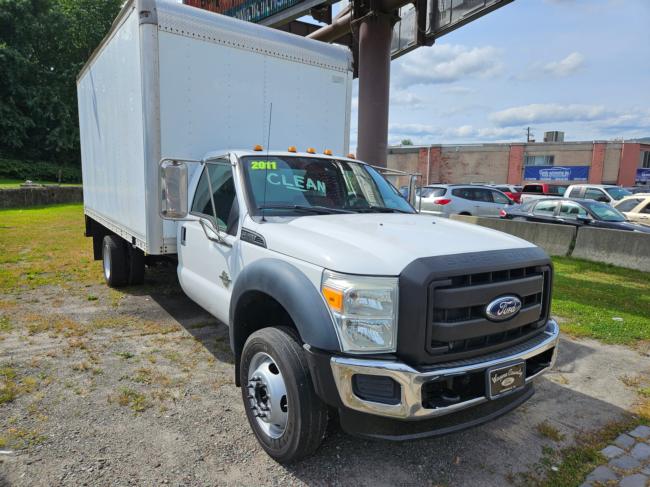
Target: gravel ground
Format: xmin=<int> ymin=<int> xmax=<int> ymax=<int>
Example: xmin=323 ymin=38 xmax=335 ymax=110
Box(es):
xmin=1 ymin=262 xmax=649 ymax=487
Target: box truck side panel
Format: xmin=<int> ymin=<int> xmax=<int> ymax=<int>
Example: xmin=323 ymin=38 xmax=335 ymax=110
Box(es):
xmin=155 ymin=2 xmax=352 ymax=162
xmin=77 ymin=6 xmax=148 ymax=247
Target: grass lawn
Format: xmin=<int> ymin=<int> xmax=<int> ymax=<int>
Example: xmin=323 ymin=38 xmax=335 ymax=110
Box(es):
xmin=552 ymin=257 xmax=650 ymax=345
xmin=1 ymin=204 xmax=648 ymax=344
xmin=0 ymin=178 xmax=81 ymax=188
xmin=0 ymin=204 xmax=99 ymax=293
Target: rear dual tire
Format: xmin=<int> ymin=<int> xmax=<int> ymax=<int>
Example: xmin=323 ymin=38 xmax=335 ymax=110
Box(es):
xmin=101 ymin=235 xmax=145 ymax=287
xmin=240 ymin=327 xmax=328 ymax=463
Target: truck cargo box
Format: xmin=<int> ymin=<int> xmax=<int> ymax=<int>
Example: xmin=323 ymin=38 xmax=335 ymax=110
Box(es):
xmin=77 ymin=0 xmax=352 ymax=255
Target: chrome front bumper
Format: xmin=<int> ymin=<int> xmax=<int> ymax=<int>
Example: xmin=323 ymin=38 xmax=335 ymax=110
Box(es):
xmin=330 ymin=319 xmax=559 ymax=420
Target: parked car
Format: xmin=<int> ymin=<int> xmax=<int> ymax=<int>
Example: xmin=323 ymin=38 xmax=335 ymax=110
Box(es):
xmin=625 ymin=186 xmax=650 ymax=194
xmin=613 ymin=194 xmax=650 ymax=226
xmin=492 ymin=184 xmax=523 ymax=203
xmin=519 ymin=183 xmax=567 ymax=203
xmin=565 ymin=184 xmax=632 ymax=204
xmin=416 ymin=184 xmax=515 ymax=217
xmin=501 ymin=197 xmax=650 ymax=233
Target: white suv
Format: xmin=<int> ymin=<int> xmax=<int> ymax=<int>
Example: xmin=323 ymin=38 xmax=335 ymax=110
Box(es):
xmin=417 ymin=184 xmax=515 ymax=217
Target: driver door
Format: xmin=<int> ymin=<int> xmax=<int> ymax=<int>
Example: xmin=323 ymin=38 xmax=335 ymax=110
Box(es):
xmin=178 ymin=159 xmax=239 ymax=324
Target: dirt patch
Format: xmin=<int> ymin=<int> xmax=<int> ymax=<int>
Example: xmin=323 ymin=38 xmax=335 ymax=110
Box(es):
xmin=1 ymin=263 xmax=649 ymax=486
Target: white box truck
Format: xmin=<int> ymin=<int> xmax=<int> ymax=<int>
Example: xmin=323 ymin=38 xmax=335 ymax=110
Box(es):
xmin=78 ymin=0 xmax=559 ymax=463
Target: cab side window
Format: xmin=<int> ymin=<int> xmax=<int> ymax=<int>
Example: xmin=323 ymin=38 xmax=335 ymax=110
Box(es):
xmin=616 ymin=198 xmax=642 ymax=212
xmin=191 ymin=163 xmax=239 ymax=236
xmin=451 ymin=188 xmax=473 ymax=200
xmin=472 ymin=188 xmax=493 ymax=203
xmin=558 ymin=202 xmax=587 ymax=219
xmin=641 ymin=202 xmax=650 ymax=214
xmin=491 ymin=190 xmax=510 ymax=204
xmin=584 ymin=188 xmax=607 ymax=202
xmin=567 ymin=187 xmax=582 ymax=198
xmin=533 ymin=200 xmax=559 ymax=216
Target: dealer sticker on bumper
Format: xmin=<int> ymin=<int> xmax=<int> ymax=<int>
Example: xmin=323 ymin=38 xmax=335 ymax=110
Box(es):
xmin=487 ymin=362 xmax=525 ymax=399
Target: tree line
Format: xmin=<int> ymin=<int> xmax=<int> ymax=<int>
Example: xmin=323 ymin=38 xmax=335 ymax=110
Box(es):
xmin=0 ymin=0 xmax=123 ymax=166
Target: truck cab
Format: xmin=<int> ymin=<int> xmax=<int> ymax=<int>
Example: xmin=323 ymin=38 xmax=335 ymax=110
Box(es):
xmin=154 ymin=148 xmax=560 ymax=462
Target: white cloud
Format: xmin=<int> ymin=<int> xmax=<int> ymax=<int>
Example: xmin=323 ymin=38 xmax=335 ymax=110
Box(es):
xmin=542 ymin=52 xmax=585 ymax=77
xmin=490 ymin=103 xmax=608 ymax=127
xmin=395 ymin=44 xmax=503 ymax=87
xmin=440 ymin=86 xmax=476 ymax=95
xmin=388 ymin=123 xmax=523 ymax=143
xmin=390 ymin=90 xmax=425 ymax=108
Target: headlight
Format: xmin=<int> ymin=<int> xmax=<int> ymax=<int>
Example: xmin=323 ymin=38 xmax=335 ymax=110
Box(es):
xmin=321 ymin=270 xmax=398 ymax=353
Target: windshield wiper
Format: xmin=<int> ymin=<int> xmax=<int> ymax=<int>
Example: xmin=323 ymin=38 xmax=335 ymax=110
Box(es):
xmin=352 ymin=206 xmax=412 ymax=214
xmin=258 ymin=204 xmax=354 ymax=215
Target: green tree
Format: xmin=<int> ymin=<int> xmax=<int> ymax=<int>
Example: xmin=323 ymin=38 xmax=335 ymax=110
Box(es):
xmin=401 ymin=138 xmax=414 ymax=146
xmin=0 ymin=0 xmax=122 ymax=165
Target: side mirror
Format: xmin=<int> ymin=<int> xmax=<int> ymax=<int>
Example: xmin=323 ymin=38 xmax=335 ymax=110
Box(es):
xmin=577 ymin=216 xmax=592 ymax=224
xmin=597 ymin=196 xmax=609 ymax=203
xmin=160 ymin=159 xmax=189 ymax=219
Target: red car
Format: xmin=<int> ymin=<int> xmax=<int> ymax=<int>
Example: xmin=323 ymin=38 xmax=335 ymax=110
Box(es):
xmin=493 ymin=185 xmax=523 ymax=203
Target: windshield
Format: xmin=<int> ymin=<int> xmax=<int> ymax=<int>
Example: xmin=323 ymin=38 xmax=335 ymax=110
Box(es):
xmin=604 ymin=187 xmax=632 ymax=200
xmin=241 ymin=156 xmax=415 ymax=215
xmin=586 ymin=202 xmax=626 ymax=222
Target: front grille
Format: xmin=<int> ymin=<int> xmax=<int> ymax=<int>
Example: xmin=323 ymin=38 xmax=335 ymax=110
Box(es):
xmin=426 ymin=265 xmax=551 ymax=359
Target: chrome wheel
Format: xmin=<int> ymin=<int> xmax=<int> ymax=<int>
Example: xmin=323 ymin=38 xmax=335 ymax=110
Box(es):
xmin=246 ymin=352 xmax=288 ymax=439
xmin=103 ymin=242 xmax=111 ymax=281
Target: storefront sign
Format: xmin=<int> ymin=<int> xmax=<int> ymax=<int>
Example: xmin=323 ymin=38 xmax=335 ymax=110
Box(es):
xmin=636 ymin=168 xmax=650 ymax=182
xmin=523 ymin=165 xmax=589 ymax=182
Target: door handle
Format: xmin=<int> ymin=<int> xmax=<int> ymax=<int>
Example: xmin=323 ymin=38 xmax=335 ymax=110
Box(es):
xmin=181 ymin=226 xmax=187 ymax=246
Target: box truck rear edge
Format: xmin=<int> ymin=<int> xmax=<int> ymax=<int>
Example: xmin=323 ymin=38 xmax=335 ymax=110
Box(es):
xmin=78 ymin=0 xmax=352 ymax=260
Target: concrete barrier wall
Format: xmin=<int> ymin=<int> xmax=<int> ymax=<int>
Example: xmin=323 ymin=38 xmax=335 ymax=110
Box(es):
xmin=572 ymin=227 xmax=650 ymax=272
xmin=450 ymin=214 xmax=650 ymax=271
xmin=449 ymin=214 xmax=576 ymax=256
xmin=0 ymin=187 xmax=83 ymax=209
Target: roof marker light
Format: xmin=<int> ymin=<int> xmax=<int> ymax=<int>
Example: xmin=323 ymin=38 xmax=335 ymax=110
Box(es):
xmin=347 ymin=153 xmax=356 ymax=159
xmin=288 ymin=146 xmax=297 ymax=153
xmin=253 ymin=144 xmax=263 ymax=151
xmin=306 ymin=147 xmax=316 ymax=154
xmin=323 ymin=149 xmax=333 ymax=156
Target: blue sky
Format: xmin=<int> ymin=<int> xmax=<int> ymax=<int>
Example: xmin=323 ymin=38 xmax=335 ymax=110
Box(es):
xmin=340 ymin=0 xmax=650 ymax=148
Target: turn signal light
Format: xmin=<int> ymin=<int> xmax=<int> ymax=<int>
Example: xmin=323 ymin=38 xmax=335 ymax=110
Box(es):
xmin=322 ymin=286 xmax=343 ymax=312
xmin=433 ymin=198 xmax=452 ymax=205
xmin=306 ymin=147 xmax=316 ymax=154
xmin=347 ymin=153 xmax=356 ymax=159
xmin=288 ymin=146 xmax=297 ymax=153
xmin=253 ymin=144 xmax=263 ymax=151
xmin=499 ymin=209 xmax=507 ymax=218
xmin=323 ymin=149 xmax=333 ymax=156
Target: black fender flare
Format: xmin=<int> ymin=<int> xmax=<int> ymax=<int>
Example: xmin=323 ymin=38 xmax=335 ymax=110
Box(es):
xmin=229 ymin=258 xmax=340 ymax=382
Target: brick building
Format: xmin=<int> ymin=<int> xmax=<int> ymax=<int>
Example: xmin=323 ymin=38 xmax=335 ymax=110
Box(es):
xmin=387 ymin=140 xmax=650 ymax=187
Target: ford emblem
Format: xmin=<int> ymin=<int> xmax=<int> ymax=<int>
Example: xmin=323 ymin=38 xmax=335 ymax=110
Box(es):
xmin=486 ymin=296 xmax=522 ymax=321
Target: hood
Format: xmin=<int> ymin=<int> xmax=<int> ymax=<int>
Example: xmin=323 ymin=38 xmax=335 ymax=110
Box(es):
xmin=247 ymin=213 xmax=537 ymax=275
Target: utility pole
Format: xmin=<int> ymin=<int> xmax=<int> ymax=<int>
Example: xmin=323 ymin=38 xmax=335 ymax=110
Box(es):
xmin=525 ymin=127 xmax=534 ymax=143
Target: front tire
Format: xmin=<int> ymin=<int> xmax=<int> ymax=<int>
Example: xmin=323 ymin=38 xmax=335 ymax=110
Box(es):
xmin=240 ymin=327 xmax=328 ymax=463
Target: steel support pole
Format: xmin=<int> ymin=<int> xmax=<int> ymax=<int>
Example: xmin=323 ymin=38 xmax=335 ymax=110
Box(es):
xmin=356 ymin=13 xmax=393 ymax=166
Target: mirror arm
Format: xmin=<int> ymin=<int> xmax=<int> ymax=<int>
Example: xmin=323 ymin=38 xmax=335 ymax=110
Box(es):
xmin=199 ymin=218 xmax=233 ymax=247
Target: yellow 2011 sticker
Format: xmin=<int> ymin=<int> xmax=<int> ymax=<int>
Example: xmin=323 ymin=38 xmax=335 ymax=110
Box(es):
xmin=250 ymin=160 xmax=277 ymax=170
